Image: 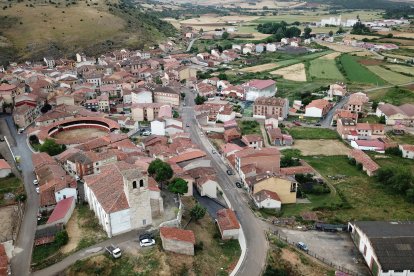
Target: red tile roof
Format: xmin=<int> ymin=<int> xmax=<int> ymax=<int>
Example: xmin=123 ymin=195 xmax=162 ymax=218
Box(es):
xmin=216 ymin=209 xmax=240 ymax=231
xmin=168 ymin=149 xmax=206 ymax=164
xmin=244 ymin=79 xmax=275 ymax=90
xmin=242 ymin=134 xmax=263 ymax=143
xmin=46 ymin=196 xmax=75 ymax=224
xmin=400 ymin=144 xmax=414 ymax=152
xmin=349 ymin=149 xmax=380 ymax=173
xmin=306 ymin=99 xmax=330 ymax=110
xmin=0 ymin=159 xmax=11 ymax=170
xmin=160 ymin=227 xmax=195 ymax=244
xmin=254 ymin=189 xmax=281 ymax=202
xmin=0 ymin=243 xmax=8 ymax=276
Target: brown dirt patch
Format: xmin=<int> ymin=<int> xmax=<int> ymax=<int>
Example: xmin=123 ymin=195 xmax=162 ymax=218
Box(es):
xmin=61 ymin=210 xmax=80 ymax=254
xmin=320 ymin=52 xmax=341 ymax=60
xmin=293 ymin=140 xmax=351 ymax=156
xmin=53 ymin=128 xmax=107 ymax=140
xmin=407 ymin=84 xmax=414 ymax=91
xmin=0 ymin=206 xmax=16 ymax=241
xmin=358 ymin=59 xmax=383 ymax=66
xmin=281 ymin=248 xmax=300 ymax=265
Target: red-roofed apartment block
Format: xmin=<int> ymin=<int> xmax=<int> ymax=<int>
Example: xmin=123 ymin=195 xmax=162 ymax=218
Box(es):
xmin=160 ymin=227 xmax=195 ymax=256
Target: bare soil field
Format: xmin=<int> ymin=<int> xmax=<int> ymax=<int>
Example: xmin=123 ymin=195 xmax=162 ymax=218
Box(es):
xmin=358 ymin=59 xmax=383 ymax=66
xmin=320 ymin=52 xmax=341 ymax=60
xmin=378 ymin=31 xmax=414 ymax=39
xmin=293 ymin=140 xmax=351 ymax=156
xmin=383 ymin=53 xmax=414 ymax=61
xmin=317 ymin=42 xmax=362 ymax=53
xmin=379 ymin=38 xmax=414 ymax=46
xmin=240 ymin=63 xmax=278 ymax=73
xmin=53 ymin=128 xmax=107 ymax=140
xmin=270 ymin=63 xmax=307 ymax=82
xmin=344 ymin=34 xmax=380 ymax=40
xmin=351 ymin=51 xmax=376 ymax=57
xmin=0 ymin=206 xmax=16 ymax=242
xmin=180 ymin=15 xmax=259 ymax=25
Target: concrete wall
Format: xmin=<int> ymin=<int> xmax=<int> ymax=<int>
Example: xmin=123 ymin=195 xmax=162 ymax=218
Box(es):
xmin=55 ymin=188 xmax=77 ymax=203
xmin=0 ymin=168 xmax=11 ymax=178
xmin=161 ymin=236 xmax=194 ymax=256
xmin=110 ymin=209 xmax=131 ymax=236
xmin=222 ymin=228 xmax=239 ymax=240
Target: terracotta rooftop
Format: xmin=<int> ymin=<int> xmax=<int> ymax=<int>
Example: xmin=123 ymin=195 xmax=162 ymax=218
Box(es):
xmin=216 ymin=208 xmax=240 ymax=231
xmin=46 ymin=196 xmax=75 ymax=224
xmin=242 ymin=134 xmax=263 ymax=143
xmin=160 ymin=227 xmax=196 ymax=244
xmin=243 ymin=79 xmax=275 ymax=90
xmin=400 ymin=144 xmax=414 ymax=152
xmin=349 ymin=149 xmax=380 ymax=173
xmin=168 ymin=149 xmax=206 ymax=164
xmin=254 ymin=189 xmax=281 ymax=202
xmin=0 ymin=159 xmax=11 ymax=170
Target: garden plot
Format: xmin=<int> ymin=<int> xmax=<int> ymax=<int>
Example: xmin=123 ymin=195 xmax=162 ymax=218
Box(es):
xmin=270 ymin=63 xmax=307 ymax=82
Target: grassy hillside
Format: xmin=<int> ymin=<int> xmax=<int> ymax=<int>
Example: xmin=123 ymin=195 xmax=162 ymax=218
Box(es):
xmin=0 ymin=0 xmax=176 ymax=64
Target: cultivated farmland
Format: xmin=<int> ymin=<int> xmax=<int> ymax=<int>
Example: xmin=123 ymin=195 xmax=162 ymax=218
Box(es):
xmin=366 ymin=66 xmax=413 ymax=85
xmin=309 ymin=58 xmax=344 ymax=80
xmin=240 ymin=63 xmax=279 ymax=73
xmin=270 ymin=63 xmax=307 ymax=82
xmin=385 ymin=65 xmax=414 ymax=75
xmin=339 ymin=54 xmax=387 ymax=85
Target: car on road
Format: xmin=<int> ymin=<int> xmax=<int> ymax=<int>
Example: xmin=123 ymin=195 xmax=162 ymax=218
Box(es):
xmin=16 ymin=165 xmax=22 ymax=171
xmin=0 ymin=136 xmax=4 ymax=142
xmin=226 ymin=170 xmax=233 ymax=175
xmin=235 ymin=181 xmax=242 ymax=188
xmin=212 ymin=150 xmax=216 ymax=154
xmin=142 ymin=131 xmax=151 ymax=136
xmin=33 ymin=179 xmax=39 ymax=185
xmin=315 ymin=123 xmax=321 ymax=126
xmin=18 ymin=128 xmax=24 ymax=134
xmin=186 ymin=124 xmax=189 ymax=127
xmin=296 ymin=242 xmax=309 ymax=253
xmin=35 ymin=187 xmax=40 ymax=194
xmin=75 ymin=175 xmax=80 ymax=181
xmin=106 ymin=244 xmax=122 ymax=258
xmin=140 ymin=238 xmax=155 ymax=247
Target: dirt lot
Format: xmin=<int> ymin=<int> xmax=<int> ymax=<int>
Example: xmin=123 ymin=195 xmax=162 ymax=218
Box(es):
xmin=53 ymin=128 xmax=107 ymax=140
xmin=61 ymin=211 xmax=80 ymax=254
xmin=293 ymin=140 xmax=351 ymax=156
xmin=358 ymin=59 xmax=383 ymax=66
xmin=317 ymin=42 xmax=362 ymax=53
xmin=240 ymin=63 xmax=278 ymax=73
xmin=0 ymin=206 xmax=16 ymax=242
xmin=270 ymin=63 xmax=306 ymax=82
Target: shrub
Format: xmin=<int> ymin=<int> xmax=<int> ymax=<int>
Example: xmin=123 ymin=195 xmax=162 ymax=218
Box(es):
xmin=55 ymin=230 xmax=69 ymax=246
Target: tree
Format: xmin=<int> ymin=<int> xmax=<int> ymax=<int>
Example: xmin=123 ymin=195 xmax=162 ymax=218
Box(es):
xmin=379 ymin=115 xmax=386 ymax=124
xmin=40 ymin=103 xmax=52 ymax=114
xmin=328 ymin=30 xmax=334 ymax=37
xmin=147 ymin=159 xmax=173 ymax=183
xmin=336 ymin=26 xmax=345 ymax=34
xmin=190 ymin=204 xmax=206 ymax=221
xmin=218 ymin=72 xmax=228 ymax=80
xmin=194 ymin=94 xmax=207 ymax=105
xmin=303 ymin=27 xmax=312 ymax=39
xmin=168 ymin=178 xmax=188 ymax=195
xmin=55 ymin=230 xmax=69 ymax=246
xmin=351 ymin=21 xmax=371 ymax=35
xmin=222 ymin=31 xmax=230 ymax=40
xmin=372 ymin=100 xmax=379 ymax=111
xmin=385 ymin=147 xmax=402 ymax=157
xmin=39 ymin=139 xmax=66 ymax=156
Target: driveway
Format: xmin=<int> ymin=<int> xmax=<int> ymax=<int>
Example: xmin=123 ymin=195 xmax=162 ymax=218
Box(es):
xmin=193 ymin=188 xmax=226 ymax=219
xmin=265 ymin=223 xmax=370 ymax=275
xmin=1 ymin=115 xmax=38 ymax=276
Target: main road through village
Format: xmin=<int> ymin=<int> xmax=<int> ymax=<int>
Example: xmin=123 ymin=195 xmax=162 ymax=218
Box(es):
xmin=181 ymin=89 xmax=268 ymax=276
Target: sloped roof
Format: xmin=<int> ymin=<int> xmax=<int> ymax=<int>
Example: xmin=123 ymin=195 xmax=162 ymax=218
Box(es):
xmin=216 ymin=208 xmax=240 ymax=231
xmin=46 ymin=196 xmax=75 ymax=224
xmin=0 ymin=159 xmax=11 ymax=170
xmin=160 ymin=227 xmax=195 ymax=244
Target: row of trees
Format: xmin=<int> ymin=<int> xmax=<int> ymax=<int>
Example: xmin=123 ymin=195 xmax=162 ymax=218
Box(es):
xmin=376 ymin=166 xmax=414 ymax=202
xmin=257 ymin=21 xmax=301 ymax=41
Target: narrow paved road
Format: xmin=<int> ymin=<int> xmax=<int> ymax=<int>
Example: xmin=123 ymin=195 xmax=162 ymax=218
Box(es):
xmin=2 ymin=115 xmax=38 ymax=276
xmin=181 ymin=89 xmax=268 ymax=276
xmin=186 ymin=37 xmax=198 ymax=52
xmin=320 ymin=95 xmax=349 ymax=128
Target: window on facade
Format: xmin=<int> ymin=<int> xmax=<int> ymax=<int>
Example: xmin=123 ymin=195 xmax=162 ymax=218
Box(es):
xmin=132 ymin=181 xmax=137 ymax=189
xmin=139 ymin=179 xmax=144 ymax=187
xmin=63 ymin=195 xmax=66 ymax=199
xmin=143 ymin=219 xmax=146 ymax=225
xmin=363 ymin=245 xmax=367 ymax=256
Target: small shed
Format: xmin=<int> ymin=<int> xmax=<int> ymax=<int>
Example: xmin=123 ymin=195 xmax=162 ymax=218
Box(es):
xmin=160 ymin=227 xmax=195 ymax=256
xmin=216 ymin=208 xmax=240 ymax=240
xmin=46 ymin=196 xmax=76 ymax=226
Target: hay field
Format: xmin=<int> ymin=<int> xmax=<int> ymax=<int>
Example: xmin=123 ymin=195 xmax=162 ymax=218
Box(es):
xmin=292 ymin=140 xmax=351 ymax=156
xmin=385 ymin=65 xmax=414 ymax=75
xmin=383 ymin=53 xmax=414 ymax=61
xmin=180 ymin=15 xmax=259 ymax=25
xmin=240 ymin=63 xmax=279 ymax=73
xmin=366 ymin=66 xmax=413 ymax=85
xmin=270 ymin=63 xmax=307 ymax=82
xmin=1 ymin=3 xmax=125 ymax=58
xmin=320 ymin=52 xmax=341 ymax=60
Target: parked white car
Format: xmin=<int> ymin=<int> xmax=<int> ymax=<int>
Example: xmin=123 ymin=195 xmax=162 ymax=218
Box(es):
xmin=139 ymin=238 xmax=155 ymax=247
xmin=33 ymin=179 xmax=39 ymax=185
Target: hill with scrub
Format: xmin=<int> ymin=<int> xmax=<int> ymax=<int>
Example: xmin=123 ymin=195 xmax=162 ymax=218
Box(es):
xmin=0 ymin=0 xmax=177 ymax=65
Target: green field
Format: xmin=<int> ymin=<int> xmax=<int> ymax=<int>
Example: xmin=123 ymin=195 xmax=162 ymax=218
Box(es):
xmin=0 ymin=175 xmax=22 ymax=206
xmin=287 ymin=127 xmax=339 ymax=140
xmin=369 ymin=87 xmax=414 ymax=105
xmin=238 ymin=120 xmax=261 ymax=135
xmin=385 ymin=64 xmax=414 ymax=75
xmin=282 ymin=155 xmax=414 ymax=223
xmin=309 ymin=58 xmax=344 ymax=80
xmin=366 ymin=66 xmax=413 ymax=85
xmin=339 ymin=54 xmax=387 ymax=85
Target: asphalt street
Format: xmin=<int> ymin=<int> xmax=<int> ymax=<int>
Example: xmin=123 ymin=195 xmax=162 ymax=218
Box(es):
xmin=1 ymin=115 xmax=38 ymax=276
xmin=181 ymin=89 xmax=268 ymax=276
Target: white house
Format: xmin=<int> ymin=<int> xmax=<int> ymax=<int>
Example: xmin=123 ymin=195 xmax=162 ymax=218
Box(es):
xmin=399 ymin=144 xmax=414 ymax=159
xmin=83 ymin=162 xmax=156 ymax=237
xmin=305 ymin=99 xmax=331 ymax=118
xmin=243 ymin=79 xmax=277 ymax=102
xmin=253 ymin=189 xmax=281 ymax=210
xmin=55 ymin=184 xmax=78 ymax=203
xmin=350 ymin=140 xmax=385 ymax=153
xmin=348 ymin=221 xmax=414 ymax=276
xmin=0 ymin=159 xmax=12 ymax=178
xmin=196 ymin=176 xmax=217 ymax=198
xmin=266 ymin=43 xmax=277 ymax=52
xmin=151 ymin=120 xmax=166 ymax=136
xmin=131 ymin=89 xmax=153 ymax=104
